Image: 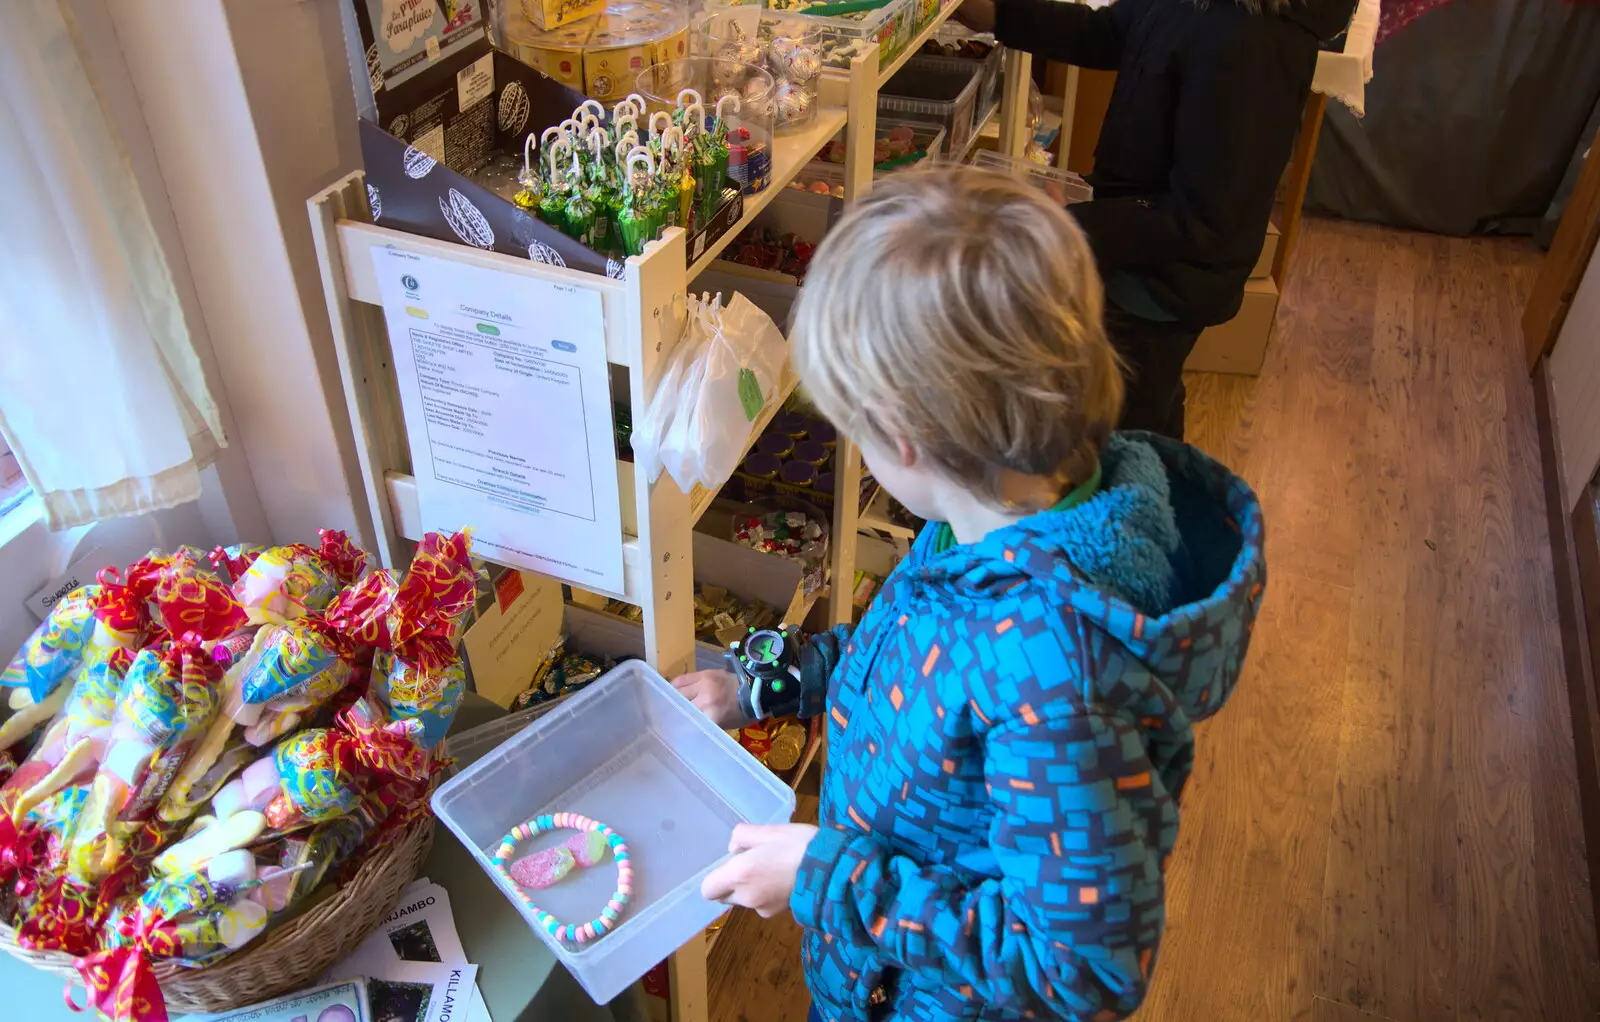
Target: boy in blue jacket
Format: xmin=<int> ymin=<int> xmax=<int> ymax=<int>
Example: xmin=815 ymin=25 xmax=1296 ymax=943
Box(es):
xmin=672 ymin=166 xmax=1267 ymax=1022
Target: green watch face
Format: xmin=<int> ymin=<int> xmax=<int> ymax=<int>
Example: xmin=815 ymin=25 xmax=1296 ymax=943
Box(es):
xmin=746 ymin=631 xmax=782 ymax=664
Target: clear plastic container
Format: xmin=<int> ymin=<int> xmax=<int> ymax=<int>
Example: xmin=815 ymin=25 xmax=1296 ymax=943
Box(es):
xmin=877 ymin=57 xmax=983 ymax=155
xmin=810 ymin=115 xmax=948 ymax=171
xmin=969 ymin=149 xmax=1093 ymax=206
xmin=908 ymin=48 xmax=1003 ymax=126
xmin=694 ymin=13 xmax=825 ymax=133
xmin=637 ymin=57 xmax=777 ymax=192
xmin=431 ymin=659 xmax=796 ymax=1005
xmin=763 ymin=0 xmax=913 ymax=74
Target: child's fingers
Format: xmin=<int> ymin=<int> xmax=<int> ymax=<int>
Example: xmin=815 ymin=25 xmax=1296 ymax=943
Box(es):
xmin=701 ymin=856 xmax=744 ymax=902
xmin=728 ymin=823 xmax=784 ymax=852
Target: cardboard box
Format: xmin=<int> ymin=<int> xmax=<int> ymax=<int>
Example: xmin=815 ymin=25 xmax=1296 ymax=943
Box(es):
xmin=523 ymin=0 xmax=607 ymax=32
xmin=1251 ymin=221 xmax=1281 ymax=280
xmin=1185 ymin=277 xmax=1280 ymax=376
xmin=461 ymin=566 xmax=729 ymax=710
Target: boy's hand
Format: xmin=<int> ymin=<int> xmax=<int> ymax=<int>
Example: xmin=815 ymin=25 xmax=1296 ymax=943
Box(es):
xmin=671 ymin=669 xmax=752 ymax=729
xmin=954 ymin=0 xmax=997 ymax=33
xmin=701 ymin=823 xmax=818 ymax=918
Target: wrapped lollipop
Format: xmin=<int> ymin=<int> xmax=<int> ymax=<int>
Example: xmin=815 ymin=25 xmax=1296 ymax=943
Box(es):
xmin=157 ymin=614 xmax=365 ymax=824
xmin=232 ymin=529 xmax=366 ymax=626
xmin=0 ymin=648 xmax=135 ymax=827
xmin=73 ymin=866 xmax=280 ymax=1022
xmin=0 ymin=589 xmax=99 ymax=750
xmin=349 ymin=652 xmax=465 ymax=771
xmin=64 ymin=629 xmax=236 ymax=883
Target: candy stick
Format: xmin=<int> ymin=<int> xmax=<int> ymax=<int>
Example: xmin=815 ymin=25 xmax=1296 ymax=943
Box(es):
xmin=514 ymin=131 xmax=543 ymax=210
xmin=617 ymin=148 xmax=659 ymax=257
xmin=540 ymin=138 xmax=573 ymax=230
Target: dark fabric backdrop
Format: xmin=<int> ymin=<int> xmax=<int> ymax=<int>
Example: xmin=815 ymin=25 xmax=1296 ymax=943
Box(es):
xmin=1304 ymin=0 xmax=1600 ymax=237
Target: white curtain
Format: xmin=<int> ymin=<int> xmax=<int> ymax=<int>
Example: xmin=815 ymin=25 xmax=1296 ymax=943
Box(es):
xmin=0 ymin=0 xmax=225 ymax=531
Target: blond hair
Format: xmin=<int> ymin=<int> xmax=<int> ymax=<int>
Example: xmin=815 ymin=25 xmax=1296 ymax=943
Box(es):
xmin=790 ymin=165 xmax=1123 ymax=511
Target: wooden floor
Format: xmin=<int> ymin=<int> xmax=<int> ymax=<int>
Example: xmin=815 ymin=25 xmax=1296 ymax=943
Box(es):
xmin=706 ymin=218 xmax=1600 ymax=1021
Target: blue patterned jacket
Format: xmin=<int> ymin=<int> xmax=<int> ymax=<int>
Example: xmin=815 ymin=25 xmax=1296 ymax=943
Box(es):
xmin=789 ymin=434 xmax=1267 ymax=1022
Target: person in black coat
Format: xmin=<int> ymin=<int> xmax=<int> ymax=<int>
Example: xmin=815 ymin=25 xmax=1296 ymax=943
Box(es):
xmin=958 ymin=0 xmax=1357 ymax=439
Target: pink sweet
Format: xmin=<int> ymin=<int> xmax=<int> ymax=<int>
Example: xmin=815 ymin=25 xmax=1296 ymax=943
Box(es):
xmin=510 ymin=847 xmax=576 ymax=890
xmin=564 ymin=829 xmax=609 ymax=868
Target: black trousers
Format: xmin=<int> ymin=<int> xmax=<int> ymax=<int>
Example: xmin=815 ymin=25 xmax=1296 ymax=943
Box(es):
xmin=1104 ymin=305 xmax=1203 ymax=441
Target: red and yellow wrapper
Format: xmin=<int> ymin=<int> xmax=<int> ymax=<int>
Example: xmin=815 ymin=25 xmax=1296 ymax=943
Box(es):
xmin=233 ymin=530 xmax=368 ymax=627
xmin=72 ymin=870 xmax=267 ymax=1022
xmin=325 ymin=531 xmax=475 ymax=673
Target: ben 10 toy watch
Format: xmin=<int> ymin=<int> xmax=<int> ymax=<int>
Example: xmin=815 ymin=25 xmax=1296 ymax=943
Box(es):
xmin=726 ymin=625 xmax=804 ymax=721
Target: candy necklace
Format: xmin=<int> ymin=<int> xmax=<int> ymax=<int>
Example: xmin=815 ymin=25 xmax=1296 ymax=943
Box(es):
xmin=491 ymin=812 xmax=632 ymax=944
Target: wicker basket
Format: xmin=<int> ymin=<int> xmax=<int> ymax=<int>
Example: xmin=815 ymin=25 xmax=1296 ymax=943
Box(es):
xmin=0 ymin=813 xmax=435 ymax=1015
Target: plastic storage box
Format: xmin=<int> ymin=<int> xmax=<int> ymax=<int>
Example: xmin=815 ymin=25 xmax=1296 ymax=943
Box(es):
xmin=765 ymin=0 xmax=912 ymax=74
xmin=969 ymin=150 xmax=1093 ymax=206
xmin=432 ymin=660 xmax=796 ymax=1004
xmin=877 ymin=56 xmax=982 ymax=156
xmin=908 ymin=48 xmax=1003 ymax=131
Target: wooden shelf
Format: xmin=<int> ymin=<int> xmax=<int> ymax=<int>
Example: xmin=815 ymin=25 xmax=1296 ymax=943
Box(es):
xmin=687 ymin=109 xmax=848 ymax=282
xmin=858 ymin=488 xmax=915 ymax=540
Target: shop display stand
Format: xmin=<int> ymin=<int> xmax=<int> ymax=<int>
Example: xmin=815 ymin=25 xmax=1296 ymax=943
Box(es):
xmin=309 ymin=11 xmax=1024 ymax=1019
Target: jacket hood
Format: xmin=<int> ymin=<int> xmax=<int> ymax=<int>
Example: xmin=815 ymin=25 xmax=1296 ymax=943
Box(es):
xmin=905 ymin=432 xmax=1267 ymax=721
xmin=1278 ymin=0 xmax=1359 ymax=44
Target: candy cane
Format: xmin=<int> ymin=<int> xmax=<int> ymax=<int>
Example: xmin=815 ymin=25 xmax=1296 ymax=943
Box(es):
xmin=615 ymin=130 xmax=641 ymax=165
xmin=548 ymin=137 xmax=574 ymax=181
xmin=523 ymin=131 xmax=539 ymax=179
xmin=626 ymin=147 xmax=656 ymax=195
xmin=615 ymin=113 xmax=639 ymax=142
xmin=578 ymin=99 xmax=607 ymax=123
xmin=683 ymin=102 xmax=705 ymax=140
xmin=676 ymin=88 xmax=703 ymax=112
xmin=649 ymin=110 xmax=672 ymax=142
xmin=613 ymin=99 xmax=638 ymax=123
xmin=625 ymin=92 xmax=649 ymax=115
xmin=715 ymin=94 xmax=741 ymax=121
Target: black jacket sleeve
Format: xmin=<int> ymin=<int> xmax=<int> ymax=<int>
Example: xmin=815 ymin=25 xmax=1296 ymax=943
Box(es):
xmin=1067 ymin=26 xmax=1312 ymax=275
xmin=796 ymin=624 xmax=850 ymax=720
xmin=994 ymin=0 xmax=1149 ymax=70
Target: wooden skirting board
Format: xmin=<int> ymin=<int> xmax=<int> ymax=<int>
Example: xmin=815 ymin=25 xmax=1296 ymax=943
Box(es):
xmin=1533 ymin=356 xmax=1600 ymax=948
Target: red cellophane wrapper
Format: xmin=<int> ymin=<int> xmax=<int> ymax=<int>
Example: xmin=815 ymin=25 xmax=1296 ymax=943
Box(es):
xmin=333 ymin=696 xmax=438 ymax=782
xmin=325 ymin=531 xmax=475 ymax=672
xmin=71 ymin=867 xmax=252 ymax=1022
xmin=207 ymin=544 xmax=265 ymax=585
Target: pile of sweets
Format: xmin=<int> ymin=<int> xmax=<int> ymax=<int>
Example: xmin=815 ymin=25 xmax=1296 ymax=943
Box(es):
xmin=0 ymin=530 xmax=478 ymax=1022
xmin=725 ymin=227 xmax=817 ymax=279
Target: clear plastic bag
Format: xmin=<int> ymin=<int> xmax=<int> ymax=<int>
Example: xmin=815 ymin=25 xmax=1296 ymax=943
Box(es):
xmin=633 ymin=291 xmax=786 ymax=492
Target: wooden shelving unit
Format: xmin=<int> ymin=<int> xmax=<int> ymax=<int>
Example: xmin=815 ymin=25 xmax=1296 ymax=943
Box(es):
xmin=308 ymin=12 xmax=1025 ymax=1020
